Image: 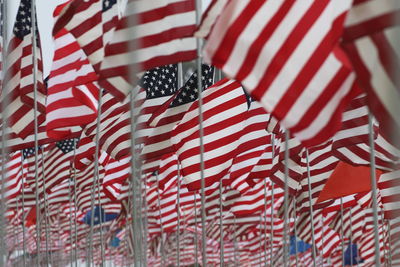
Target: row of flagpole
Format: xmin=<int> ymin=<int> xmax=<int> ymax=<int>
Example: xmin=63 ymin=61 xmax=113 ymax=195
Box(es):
xmin=0 ymin=0 xmax=394 ymax=266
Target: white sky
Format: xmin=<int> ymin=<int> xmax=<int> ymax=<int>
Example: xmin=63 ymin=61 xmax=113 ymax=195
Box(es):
xmin=8 ymin=0 xmax=212 ymax=78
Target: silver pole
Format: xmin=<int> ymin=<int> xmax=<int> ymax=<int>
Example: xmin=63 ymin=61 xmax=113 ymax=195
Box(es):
xmin=31 ymin=0 xmax=41 ymax=264
xmin=270 ymin=183 xmax=275 ymax=267
xmin=386 ymin=219 xmax=392 ymax=266
xmin=130 ymin=86 xmax=143 ymax=266
xmin=155 ymin=172 xmax=165 ymax=266
xmin=68 ymin=177 xmax=74 ymax=266
xmin=193 ymin=194 xmax=199 ymax=265
xmin=349 ymin=208 xmax=353 ymax=266
xmin=194 ymin=0 xmax=207 ymax=265
xmin=305 ymin=149 xmax=317 ymax=267
xmin=340 ymin=198 xmax=345 ymax=267
xmin=95 ymin=161 xmax=105 ymax=266
xmin=0 ymin=0 xmax=9 ymax=263
xmin=283 ymin=130 xmax=290 ymax=267
xmin=176 ymin=63 xmax=183 ymax=267
xmin=263 ymin=176 xmax=268 ymax=266
xmin=87 ymin=88 xmax=103 ymax=267
xmin=219 ymin=181 xmax=224 ymax=266
xmin=293 ymin=199 xmax=299 ymax=267
xmin=20 ymin=154 xmax=26 ymax=267
xmin=321 ymin=215 xmax=325 ymax=267
xmin=176 ymin=164 xmax=181 ymax=267
xmin=368 ymin=112 xmax=382 ymax=267
xmin=233 ymin=215 xmax=238 ymax=267
xmin=40 ymin=148 xmax=50 ymax=266
xmin=269 ymin=134 xmax=276 ymax=267
xmin=71 ymin=139 xmax=78 ymax=266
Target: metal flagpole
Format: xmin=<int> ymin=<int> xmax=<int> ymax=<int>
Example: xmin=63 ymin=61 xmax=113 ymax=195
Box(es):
xmin=21 ymin=161 xmax=27 ymax=267
xmin=305 ymin=149 xmax=317 ymax=267
xmin=95 ymin=161 xmax=105 ymax=265
xmin=142 ymin=170 xmax=148 ymax=267
xmin=39 ymin=148 xmax=51 ymax=267
xmin=386 ymin=219 xmax=392 ymax=266
xmin=283 ymin=130 xmax=290 ymax=267
xmin=349 ymin=208 xmax=353 ymax=266
xmin=292 ymin=198 xmax=299 ymax=266
xmin=340 ymin=197 xmax=345 ymax=267
xmin=68 ymin=177 xmax=74 ymax=266
xmin=176 ymin=62 xmax=183 ymax=267
xmin=368 ymin=112 xmax=382 ymax=267
xmin=233 ymin=215 xmax=238 ymax=267
xmin=193 ymin=194 xmax=199 ymax=265
xmin=194 ymin=0 xmax=207 ymax=266
xmin=155 ymin=172 xmax=165 ymax=266
xmin=270 ymin=183 xmax=275 ymax=267
xmin=321 ymin=215 xmax=325 ymax=267
xmin=176 ymin=164 xmax=181 ymax=267
xmin=263 ymin=175 xmax=268 ymax=266
xmin=87 ymin=88 xmax=103 ymax=267
xmin=30 ymin=0 xmax=41 ymax=264
xmin=0 ymin=0 xmax=9 ymax=263
xmin=269 ymin=134 xmax=276 ymax=267
xmin=71 ymin=139 xmax=79 ymax=266
xmin=219 ymin=181 xmax=224 ymax=266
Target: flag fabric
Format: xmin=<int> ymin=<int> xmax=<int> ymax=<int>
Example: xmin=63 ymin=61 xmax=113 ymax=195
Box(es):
xmin=53 ymin=0 xmax=119 ymax=72
xmin=172 ymin=79 xmax=248 ymax=191
xmin=141 ymin=65 xmax=214 ymax=162
xmin=316 ymin=161 xmax=382 ymax=204
xmin=2 ymin=0 xmax=46 ymax=139
xmin=98 ymin=0 xmax=197 ymax=101
xmin=23 ymin=138 xmax=77 ymax=196
xmin=46 ymin=0 xmax=99 ymax=139
xmin=201 ymin=0 xmax=357 ymax=147
xmin=341 ymin=0 xmax=400 ymax=148
xmin=1 ymin=151 xmax=23 ymax=200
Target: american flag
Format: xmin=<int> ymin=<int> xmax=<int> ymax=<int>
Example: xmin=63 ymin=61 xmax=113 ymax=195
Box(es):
xmin=23 ymin=138 xmax=77 ymax=197
xmin=342 ymin=0 xmax=400 ymax=149
xmin=2 ymin=0 xmax=46 ymax=139
xmin=83 ymin=64 xmax=179 ymax=161
xmin=171 ymin=79 xmax=249 ymax=191
xmin=46 ymin=0 xmax=99 ymax=140
xmin=0 ymin=151 xmax=23 ymax=200
xmin=141 ymin=65 xmax=214 ymax=162
xmin=201 ymin=0 xmax=357 ymax=147
xmin=98 ymin=0 xmax=197 ymax=101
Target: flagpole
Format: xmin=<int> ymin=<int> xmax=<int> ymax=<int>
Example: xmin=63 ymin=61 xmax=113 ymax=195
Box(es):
xmin=95 ymin=161 xmax=105 ymax=265
xmin=233 ymin=214 xmax=238 ymax=267
xmin=40 ymin=148 xmax=50 ymax=266
xmin=176 ymin=63 xmax=183 ymax=267
xmin=193 ymin=194 xmax=199 ymax=265
xmin=387 ymin=219 xmax=392 ymax=266
xmin=68 ymin=176 xmax=74 ymax=266
xmin=340 ymin=197 xmax=345 ymax=267
xmin=283 ymin=130 xmax=290 ymax=267
xmin=87 ymin=88 xmax=103 ymax=267
xmin=176 ymin=163 xmax=181 ymax=267
xmin=194 ymin=0 xmax=208 ymax=266
xmin=270 ymin=182 xmax=275 ymax=267
xmin=0 ymin=0 xmax=9 ymax=263
xmin=71 ymin=139 xmax=79 ymax=267
xmin=155 ymin=172 xmax=165 ymax=267
xmin=269 ymin=134 xmax=276 ymax=267
xmin=219 ymin=181 xmax=224 ymax=266
xmin=306 ymin=149 xmax=317 ymax=267
xmin=321 ymin=215 xmax=325 ymax=267
xmin=368 ymin=112 xmax=382 ymax=267
xmin=20 ymin=154 xmax=27 ymax=267
xmin=30 ymin=0 xmax=42 ymax=264
xmin=263 ymin=173 xmax=268 ymax=265
xmin=349 ymin=208 xmax=353 ymax=266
